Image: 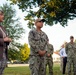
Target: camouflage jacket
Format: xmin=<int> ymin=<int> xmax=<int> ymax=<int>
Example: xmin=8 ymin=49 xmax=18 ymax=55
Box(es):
xmin=65 ymin=42 xmax=76 ymax=58
xmin=46 ymin=44 xmax=54 ymax=59
xmin=28 ymin=29 xmax=48 ymax=56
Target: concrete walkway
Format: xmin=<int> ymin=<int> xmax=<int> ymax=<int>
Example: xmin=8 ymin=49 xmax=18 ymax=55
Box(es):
xmin=8 ymin=64 xmax=29 ymax=67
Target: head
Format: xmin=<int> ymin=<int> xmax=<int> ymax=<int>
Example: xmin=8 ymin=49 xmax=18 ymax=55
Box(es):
xmin=64 ymin=42 xmax=67 ymax=47
xmin=61 ymin=44 xmax=64 ymax=48
xmin=0 ymin=10 xmax=4 ymax=22
xmin=35 ymin=18 xmax=45 ymax=28
xmin=70 ymin=36 xmax=74 ymax=43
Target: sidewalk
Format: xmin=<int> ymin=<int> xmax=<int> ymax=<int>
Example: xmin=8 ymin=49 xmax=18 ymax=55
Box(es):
xmin=8 ymin=64 xmax=29 ymax=67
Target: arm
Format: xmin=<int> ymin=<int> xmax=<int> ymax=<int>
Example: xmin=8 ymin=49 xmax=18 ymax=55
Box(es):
xmin=51 ymin=45 xmax=54 ymax=54
xmin=47 ymin=44 xmax=54 ymax=57
xmin=48 ymin=44 xmax=54 ymax=54
xmin=59 ymin=49 xmax=63 ymax=57
xmin=0 ymin=38 xmax=4 ymax=46
xmin=45 ymin=34 xmax=49 ymax=52
xmin=28 ymin=31 xmax=40 ymax=53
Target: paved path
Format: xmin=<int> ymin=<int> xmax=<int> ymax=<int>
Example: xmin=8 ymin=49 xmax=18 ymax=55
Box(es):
xmin=8 ymin=64 xmax=29 ymax=67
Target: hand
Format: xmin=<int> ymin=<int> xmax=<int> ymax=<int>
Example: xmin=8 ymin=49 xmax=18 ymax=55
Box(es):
xmin=47 ymin=54 xmax=51 ymax=57
xmin=4 ymin=37 xmax=8 ymax=42
xmin=38 ymin=50 xmax=46 ymax=56
xmin=8 ymin=38 xmax=12 ymax=42
xmin=62 ymin=56 xmax=64 ymax=58
xmin=4 ymin=37 xmax=12 ymax=42
xmin=42 ymin=51 xmax=46 ymax=55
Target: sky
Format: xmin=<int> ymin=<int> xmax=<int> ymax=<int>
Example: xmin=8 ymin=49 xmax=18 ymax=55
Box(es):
xmin=0 ymin=0 xmax=76 ymax=51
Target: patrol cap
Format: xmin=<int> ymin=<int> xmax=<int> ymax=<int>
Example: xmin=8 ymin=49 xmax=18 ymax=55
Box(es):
xmin=35 ymin=18 xmax=45 ymax=23
xmin=70 ymin=36 xmax=74 ymax=39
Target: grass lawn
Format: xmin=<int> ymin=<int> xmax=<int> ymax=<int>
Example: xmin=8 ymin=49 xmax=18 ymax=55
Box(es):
xmin=4 ymin=66 xmax=30 ymax=75
xmin=4 ymin=63 xmax=62 ymax=75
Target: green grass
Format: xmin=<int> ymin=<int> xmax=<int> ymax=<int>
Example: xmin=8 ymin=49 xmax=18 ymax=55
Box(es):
xmin=4 ymin=66 xmax=30 ymax=75
xmin=4 ymin=63 xmax=62 ymax=75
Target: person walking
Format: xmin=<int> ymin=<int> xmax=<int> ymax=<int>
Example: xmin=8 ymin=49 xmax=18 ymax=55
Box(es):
xmin=0 ymin=10 xmax=12 ymax=75
xmin=65 ymin=36 xmax=76 ymax=75
xmin=60 ymin=44 xmax=67 ymax=75
xmin=28 ymin=18 xmax=48 ymax=75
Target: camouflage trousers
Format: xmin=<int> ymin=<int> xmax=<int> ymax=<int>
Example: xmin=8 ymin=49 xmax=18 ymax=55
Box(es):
xmin=46 ymin=58 xmax=53 ymax=75
xmin=0 ymin=53 xmax=7 ymax=75
xmin=29 ymin=55 xmax=46 ymax=75
xmin=67 ymin=57 xmax=76 ymax=75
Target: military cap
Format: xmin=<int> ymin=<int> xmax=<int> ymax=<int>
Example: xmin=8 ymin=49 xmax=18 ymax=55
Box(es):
xmin=70 ymin=36 xmax=74 ymax=39
xmin=35 ymin=18 xmax=45 ymax=23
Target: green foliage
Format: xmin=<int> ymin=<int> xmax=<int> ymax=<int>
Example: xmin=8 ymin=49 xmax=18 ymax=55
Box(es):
xmin=20 ymin=43 xmax=30 ymax=62
xmin=7 ymin=0 xmax=76 ymax=28
xmin=8 ymin=42 xmax=22 ymax=60
xmin=8 ymin=49 xmax=19 ymax=60
xmin=0 ymin=3 xmax=24 ymax=40
xmin=0 ymin=3 xmax=24 ymax=60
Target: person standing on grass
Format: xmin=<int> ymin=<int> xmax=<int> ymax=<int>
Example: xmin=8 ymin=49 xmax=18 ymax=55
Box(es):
xmin=0 ymin=10 xmax=12 ymax=75
xmin=28 ymin=18 xmax=48 ymax=75
xmin=65 ymin=36 xmax=76 ymax=75
xmin=45 ymin=40 xmax=54 ymax=75
xmin=59 ymin=44 xmax=67 ymax=75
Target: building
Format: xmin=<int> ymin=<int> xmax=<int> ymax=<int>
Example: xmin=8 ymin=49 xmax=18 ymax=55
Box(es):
xmin=52 ymin=52 xmax=60 ymax=63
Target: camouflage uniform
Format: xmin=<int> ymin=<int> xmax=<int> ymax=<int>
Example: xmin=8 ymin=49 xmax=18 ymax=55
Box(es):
xmin=65 ymin=42 xmax=76 ymax=75
xmin=28 ymin=29 xmax=48 ymax=75
xmin=46 ymin=44 xmax=54 ymax=75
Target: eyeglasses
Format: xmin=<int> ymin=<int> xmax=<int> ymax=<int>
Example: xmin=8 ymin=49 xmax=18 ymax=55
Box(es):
xmin=0 ymin=13 xmax=4 ymax=15
xmin=38 ymin=21 xmax=43 ymax=22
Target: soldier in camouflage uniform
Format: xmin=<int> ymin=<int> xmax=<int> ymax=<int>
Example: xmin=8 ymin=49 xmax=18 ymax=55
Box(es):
xmin=46 ymin=41 xmax=54 ymax=75
xmin=28 ymin=18 xmax=48 ymax=75
xmin=65 ymin=36 xmax=76 ymax=75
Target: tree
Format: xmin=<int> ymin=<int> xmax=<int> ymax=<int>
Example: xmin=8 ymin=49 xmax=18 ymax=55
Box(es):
xmin=7 ymin=0 xmax=76 ymax=28
xmin=20 ymin=43 xmax=30 ymax=62
xmin=8 ymin=43 xmax=21 ymax=60
xmin=0 ymin=3 xmax=24 ymax=60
